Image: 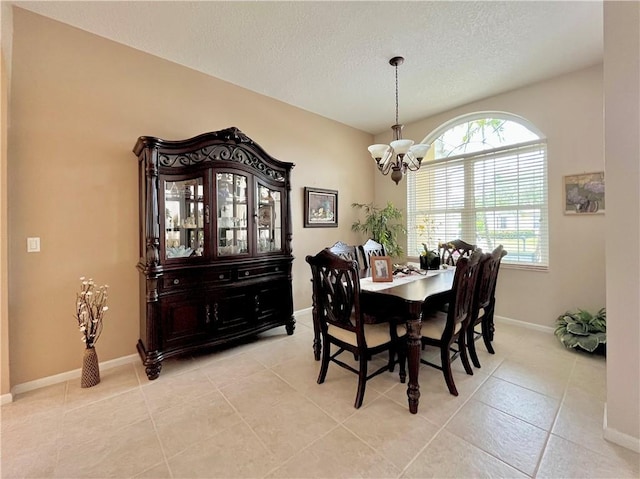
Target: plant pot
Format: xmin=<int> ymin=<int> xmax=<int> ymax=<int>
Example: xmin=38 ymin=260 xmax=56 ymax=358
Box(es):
xmin=419 ymin=254 xmax=441 ymax=270
xmin=81 ymin=347 xmax=100 ymax=388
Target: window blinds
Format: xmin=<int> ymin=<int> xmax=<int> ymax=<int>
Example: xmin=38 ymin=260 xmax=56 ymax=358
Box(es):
xmin=408 ymin=140 xmax=548 ymax=269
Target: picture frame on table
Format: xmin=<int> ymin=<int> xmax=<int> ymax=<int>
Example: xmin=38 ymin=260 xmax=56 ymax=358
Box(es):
xmin=304 ymin=187 xmax=338 ymax=227
xmin=371 ymin=256 xmax=393 ymax=282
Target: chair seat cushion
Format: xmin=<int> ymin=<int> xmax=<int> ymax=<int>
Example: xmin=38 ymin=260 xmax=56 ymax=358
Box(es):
xmin=328 ymin=322 xmax=406 ymax=348
xmin=421 ymin=311 xmax=462 ymax=340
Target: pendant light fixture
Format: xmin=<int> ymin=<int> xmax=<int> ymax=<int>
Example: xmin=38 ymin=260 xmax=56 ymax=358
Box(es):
xmin=368 ymin=56 xmax=431 ymax=185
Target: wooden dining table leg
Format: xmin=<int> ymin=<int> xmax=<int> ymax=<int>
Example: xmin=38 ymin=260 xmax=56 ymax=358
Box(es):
xmin=405 ymin=313 xmax=422 ymax=413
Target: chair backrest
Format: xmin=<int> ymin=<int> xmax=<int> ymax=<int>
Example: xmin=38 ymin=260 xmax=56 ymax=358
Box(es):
xmin=358 ymin=239 xmax=387 ymax=269
xmin=443 ymin=249 xmax=485 ymax=338
xmin=439 ymin=239 xmax=477 ymax=266
xmin=306 ymin=248 xmax=363 ymax=340
xmin=328 ymin=241 xmax=360 ymax=264
xmin=473 ymin=245 xmax=508 ymax=313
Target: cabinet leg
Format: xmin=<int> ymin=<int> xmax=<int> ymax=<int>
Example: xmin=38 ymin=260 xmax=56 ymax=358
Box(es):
xmin=285 ymin=317 xmax=296 ymax=335
xmin=145 ymin=361 xmax=162 ymax=380
xmin=137 ymin=340 xmax=163 ymax=380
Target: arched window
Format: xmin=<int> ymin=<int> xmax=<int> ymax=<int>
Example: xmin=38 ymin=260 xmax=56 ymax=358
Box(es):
xmin=407 ymin=112 xmax=548 ymax=269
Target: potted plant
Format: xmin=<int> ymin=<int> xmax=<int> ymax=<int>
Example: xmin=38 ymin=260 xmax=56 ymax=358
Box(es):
xmin=351 ymin=202 xmax=405 ymax=257
xmin=417 ymin=217 xmax=440 ymax=269
xmin=419 ymin=243 xmax=441 ymax=270
xmin=554 ymin=307 xmax=606 ymax=355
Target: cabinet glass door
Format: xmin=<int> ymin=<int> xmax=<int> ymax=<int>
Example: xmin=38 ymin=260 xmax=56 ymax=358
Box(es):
xmin=256 ymin=183 xmax=282 ymax=253
xmin=164 ymin=178 xmax=205 ymax=259
xmin=216 ymin=173 xmax=248 ymax=256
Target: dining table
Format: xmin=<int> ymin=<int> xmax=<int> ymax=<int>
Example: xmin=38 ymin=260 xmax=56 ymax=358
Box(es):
xmin=311 ymin=266 xmax=456 ymax=414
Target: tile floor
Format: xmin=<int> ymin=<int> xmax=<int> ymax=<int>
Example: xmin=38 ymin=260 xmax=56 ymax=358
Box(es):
xmin=1 ymin=310 xmax=638 ymax=478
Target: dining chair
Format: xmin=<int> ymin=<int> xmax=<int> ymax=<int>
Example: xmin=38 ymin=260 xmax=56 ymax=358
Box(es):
xmin=438 ymin=239 xmax=477 ymax=266
xmin=420 ymin=249 xmax=486 ymax=396
xmin=329 ymin=241 xmax=360 ymax=264
xmin=306 ymin=249 xmax=407 ymax=408
xmin=358 ymin=238 xmax=387 ymax=269
xmin=467 ymin=245 xmax=508 ymax=368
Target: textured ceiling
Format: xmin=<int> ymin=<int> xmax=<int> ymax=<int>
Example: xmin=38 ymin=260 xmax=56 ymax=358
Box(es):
xmin=12 ymin=1 xmax=603 ymax=134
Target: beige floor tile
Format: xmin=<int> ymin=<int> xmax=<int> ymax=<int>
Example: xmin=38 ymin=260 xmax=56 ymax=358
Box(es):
xmin=246 ymin=332 xmax=308 ymax=368
xmin=569 ymin=355 xmax=607 ymax=401
xmin=385 ymin=364 xmax=489 ymax=426
xmin=446 ymin=398 xmax=548 ymax=476
xmin=153 ymin=390 xmax=242 ymax=458
xmin=492 ymin=358 xmax=571 ymax=399
xmin=168 ymin=421 xmax=280 ymax=478
xmin=54 ymin=419 xmax=164 ymax=478
xmin=1 ymin=317 xmax=634 ymax=479
xmin=219 ymin=368 xmax=298 ymax=417
xmin=266 ymin=425 xmax=400 ymax=478
xmin=132 ymin=461 xmax=172 ymax=479
xmin=1 ymin=383 xmax=66 ymax=426
xmin=63 ymin=363 xmax=140 ymax=411
xmin=343 ymin=397 xmax=440 ymax=470
xmin=474 ymin=376 xmax=560 ymax=430
xmin=199 ymin=351 xmax=267 ymax=388
xmin=401 ymin=429 xmax=528 ymax=478
xmin=537 ymin=434 xmax=640 ymax=478
xmin=1 ymin=411 xmax=61 ymax=479
xmin=0 ymin=440 xmax=59 ymax=479
xmin=240 ymin=392 xmax=338 ymax=461
xmin=311 ymin=374 xmax=384 ymax=421
xmin=552 ymin=385 xmax=629 ymax=460
xmin=60 ymin=389 xmax=150 ymax=450
xmin=140 ymin=367 xmax=215 ymax=414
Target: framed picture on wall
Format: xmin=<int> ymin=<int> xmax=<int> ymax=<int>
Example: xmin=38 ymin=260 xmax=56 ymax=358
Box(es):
xmin=304 ymin=187 xmax=338 ymax=227
xmin=564 ymin=172 xmax=605 ymax=215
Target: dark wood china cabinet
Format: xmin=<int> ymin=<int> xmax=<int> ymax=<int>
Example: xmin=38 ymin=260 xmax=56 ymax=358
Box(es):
xmin=133 ymin=127 xmax=295 ymax=380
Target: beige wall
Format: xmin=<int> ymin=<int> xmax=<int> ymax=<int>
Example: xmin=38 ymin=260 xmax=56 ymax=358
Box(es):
xmin=604 ymin=1 xmax=640 ymax=448
xmin=374 ymin=65 xmax=606 ymax=328
xmin=7 ymin=9 xmax=374 ymax=386
xmin=1 ymin=2 xmax=13 ymax=398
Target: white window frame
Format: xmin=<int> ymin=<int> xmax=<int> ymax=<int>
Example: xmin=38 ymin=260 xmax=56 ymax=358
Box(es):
xmin=407 ymin=112 xmax=549 ymax=271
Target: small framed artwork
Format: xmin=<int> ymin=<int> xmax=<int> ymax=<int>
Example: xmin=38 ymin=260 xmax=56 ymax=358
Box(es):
xmin=371 ymin=256 xmax=393 ymax=282
xmin=564 ymin=172 xmax=605 ymax=215
xmin=304 ymin=187 xmax=338 ymax=227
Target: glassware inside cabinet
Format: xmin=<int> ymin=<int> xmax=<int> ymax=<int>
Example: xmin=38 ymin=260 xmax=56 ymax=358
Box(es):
xmin=256 ymin=183 xmax=282 ymax=253
xmin=164 ymin=178 xmax=205 ymax=259
xmin=217 ymin=173 xmax=248 ymax=256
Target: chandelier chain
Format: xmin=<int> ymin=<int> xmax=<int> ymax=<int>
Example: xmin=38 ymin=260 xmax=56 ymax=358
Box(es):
xmin=395 ymin=62 xmax=399 ymax=126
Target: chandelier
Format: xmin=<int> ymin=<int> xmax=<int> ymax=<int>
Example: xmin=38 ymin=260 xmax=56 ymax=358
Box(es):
xmin=368 ymin=56 xmax=431 ymax=185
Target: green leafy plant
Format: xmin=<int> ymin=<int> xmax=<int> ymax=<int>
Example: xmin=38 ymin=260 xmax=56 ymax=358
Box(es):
xmin=554 ymin=307 xmax=606 ymax=354
xmin=351 ymin=202 xmax=405 ymax=257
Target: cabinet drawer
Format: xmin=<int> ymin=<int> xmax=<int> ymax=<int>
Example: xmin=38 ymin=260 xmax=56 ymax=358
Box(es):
xmin=236 ymin=264 xmax=285 ymax=280
xmin=162 ymin=270 xmax=232 ymax=290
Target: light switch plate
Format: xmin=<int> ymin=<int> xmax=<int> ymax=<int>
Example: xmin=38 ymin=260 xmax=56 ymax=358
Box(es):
xmin=27 ymin=237 xmax=40 ymax=253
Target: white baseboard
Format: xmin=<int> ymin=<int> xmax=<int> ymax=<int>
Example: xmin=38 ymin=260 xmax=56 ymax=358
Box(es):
xmin=10 ymin=353 xmax=139 ymax=397
xmin=603 ymin=403 xmax=640 ymax=453
xmin=494 ymin=315 xmax=555 ymax=334
xmin=6 ymin=310 xmax=313 ymax=398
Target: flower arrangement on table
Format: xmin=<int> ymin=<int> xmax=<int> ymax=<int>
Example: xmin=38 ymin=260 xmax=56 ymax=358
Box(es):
xmin=75 ymin=277 xmax=109 ymax=349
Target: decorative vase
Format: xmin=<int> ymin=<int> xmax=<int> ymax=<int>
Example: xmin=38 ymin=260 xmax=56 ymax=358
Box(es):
xmin=81 ymin=347 xmax=100 ymax=388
